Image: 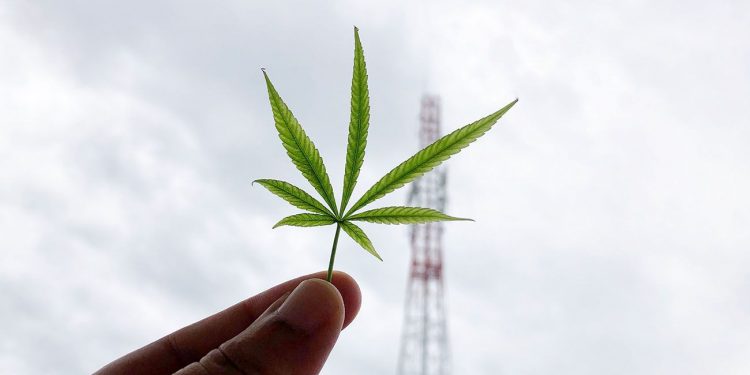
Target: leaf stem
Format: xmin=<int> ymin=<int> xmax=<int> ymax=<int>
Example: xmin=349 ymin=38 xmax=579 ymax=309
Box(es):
xmin=326 ymin=222 xmax=342 ymax=282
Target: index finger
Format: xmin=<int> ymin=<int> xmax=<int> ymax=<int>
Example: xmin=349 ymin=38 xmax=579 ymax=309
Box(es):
xmin=95 ymin=271 xmax=361 ymax=375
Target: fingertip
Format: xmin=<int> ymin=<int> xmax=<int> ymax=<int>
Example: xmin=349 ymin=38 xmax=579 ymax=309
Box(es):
xmin=277 ymin=278 xmax=345 ymax=332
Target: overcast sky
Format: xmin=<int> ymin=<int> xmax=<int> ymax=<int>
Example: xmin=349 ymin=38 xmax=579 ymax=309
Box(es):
xmin=2 ymin=0 xmax=750 ymax=374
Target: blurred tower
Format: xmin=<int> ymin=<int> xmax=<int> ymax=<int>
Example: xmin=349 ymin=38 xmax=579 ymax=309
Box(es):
xmin=397 ymin=95 xmax=450 ymax=375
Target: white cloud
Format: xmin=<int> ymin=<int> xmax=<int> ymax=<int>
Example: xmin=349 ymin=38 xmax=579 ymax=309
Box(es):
xmin=2 ymin=0 xmax=750 ymax=374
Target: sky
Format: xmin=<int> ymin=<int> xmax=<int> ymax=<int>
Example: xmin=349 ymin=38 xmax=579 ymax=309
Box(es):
xmin=1 ymin=0 xmax=750 ymax=374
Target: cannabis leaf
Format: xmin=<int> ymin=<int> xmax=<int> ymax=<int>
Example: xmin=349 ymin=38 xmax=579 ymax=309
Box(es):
xmin=253 ymin=179 xmax=333 ymax=216
xmin=262 ymin=70 xmax=339 ymax=215
xmin=255 ymin=27 xmax=517 ymax=282
xmin=273 ymin=213 xmax=337 ymax=229
xmin=347 ymin=206 xmax=471 ymax=225
xmin=344 ymin=100 xmax=517 ymax=216
xmin=340 ymin=27 xmax=369 ymax=215
xmin=340 ymin=221 xmax=381 ymax=260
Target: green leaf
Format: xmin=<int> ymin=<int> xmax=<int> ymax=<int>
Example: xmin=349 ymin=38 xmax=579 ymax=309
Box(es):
xmin=346 ymin=99 xmax=518 ymax=215
xmin=348 ymin=206 xmax=472 ymax=224
xmin=253 ymin=179 xmax=334 ymax=216
xmin=340 ymin=221 xmax=382 ymax=261
xmin=272 ymin=213 xmax=336 ymax=229
xmin=340 ymin=26 xmax=370 ymax=214
xmin=263 ymin=70 xmax=339 ymax=216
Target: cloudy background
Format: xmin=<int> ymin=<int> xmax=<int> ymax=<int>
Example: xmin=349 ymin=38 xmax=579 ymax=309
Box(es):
xmin=2 ymin=0 xmax=750 ymax=374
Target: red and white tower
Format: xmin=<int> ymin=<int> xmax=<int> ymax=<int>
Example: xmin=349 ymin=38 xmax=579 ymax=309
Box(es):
xmin=397 ymin=95 xmax=450 ymax=375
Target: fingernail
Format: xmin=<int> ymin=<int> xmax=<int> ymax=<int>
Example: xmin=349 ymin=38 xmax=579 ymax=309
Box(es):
xmin=257 ymin=291 xmax=291 ymax=320
xmin=271 ymin=291 xmax=291 ymax=310
xmin=276 ymin=279 xmax=344 ymax=333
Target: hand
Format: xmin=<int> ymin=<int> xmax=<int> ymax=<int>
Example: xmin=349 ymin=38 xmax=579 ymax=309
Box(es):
xmin=95 ymin=271 xmax=361 ymax=375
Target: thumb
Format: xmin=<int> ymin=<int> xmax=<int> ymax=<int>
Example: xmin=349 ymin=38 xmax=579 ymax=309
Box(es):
xmin=176 ymin=278 xmax=346 ymax=375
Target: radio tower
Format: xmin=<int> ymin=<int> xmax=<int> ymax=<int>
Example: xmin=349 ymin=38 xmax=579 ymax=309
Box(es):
xmin=397 ymin=95 xmax=450 ymax=375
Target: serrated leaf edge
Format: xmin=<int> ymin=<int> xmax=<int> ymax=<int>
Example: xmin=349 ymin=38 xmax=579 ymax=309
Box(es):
xmin=340 ymin=221 xmax=382 ymax=261
xmin=263 ymin=70 xmax=339 ymax=216
xmin=346 ymin=99 xmax=518 ymax=216
xmin=340 ymin=26 xmax=370 ymax=215
xmin=347 ymin=206 xmax=472 ymax=224
xmin=253 ymin=179 xmax=334 ymax=216
xmin=272 ymin=213 xmax=337 ymax=229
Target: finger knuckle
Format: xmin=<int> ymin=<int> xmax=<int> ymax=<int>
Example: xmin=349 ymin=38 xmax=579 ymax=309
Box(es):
xmin=199 ymin=348 xmax=252 ymax=374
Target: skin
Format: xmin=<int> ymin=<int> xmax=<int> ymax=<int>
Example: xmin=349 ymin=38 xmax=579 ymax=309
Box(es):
xmin=95 ymin=271 xmax=361 ymax=375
